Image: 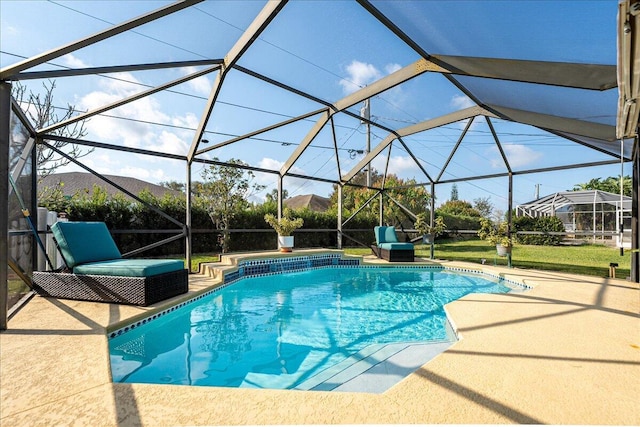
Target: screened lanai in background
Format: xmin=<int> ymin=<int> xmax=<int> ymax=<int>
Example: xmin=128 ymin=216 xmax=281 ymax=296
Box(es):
xmin=2 ymin=0 xmax=640 ymax=329
xmin=516 ymin=190 xmax=632 ymax=247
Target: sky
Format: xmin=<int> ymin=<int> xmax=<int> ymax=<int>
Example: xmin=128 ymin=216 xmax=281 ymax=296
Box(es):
xmin=0 ymin=0 xmax=626 ymax=214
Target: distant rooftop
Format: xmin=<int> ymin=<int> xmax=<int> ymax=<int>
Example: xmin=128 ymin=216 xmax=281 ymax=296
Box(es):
xmin=39 ymin=172 xmax=182 ymax=199
xmin=284 ymin=194 xmax=330 ymax=212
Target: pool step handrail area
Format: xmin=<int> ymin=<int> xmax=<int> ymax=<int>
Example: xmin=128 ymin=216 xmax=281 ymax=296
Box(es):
xmin=200 ymin=249 xmax=362 ymax=285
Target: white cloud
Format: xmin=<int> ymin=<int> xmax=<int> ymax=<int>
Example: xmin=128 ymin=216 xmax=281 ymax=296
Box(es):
xmin=3 ymin=25 xmax=19 ymax=37
xmin=490 ymin=143 xmax=543 ymax=169
xmin=76 ymin=73 xmax=197 ymax=157
xmin=118 ymin=166 xmax=151 ymax=180
xmin=182 ymin=66 xmax=212 ymax=95
xmin=451 ymin=94 xmax=475 ymax=109
xmin=146 ymin=130 xmax=190 ymax=155
xmin=258 ymin=158 xmax=284 ymax=171
xmin=61 ymin=54 xmax=89 ymax=69
xmin=339 ymin=60 xmax=382 ymax=94
xmin=385 ymin=63 xmax=402 ymax=74
xmin=450 ymin=95 xmax=478 ymax=130
xmin=371 ymin=154 xmax=419 ymax=177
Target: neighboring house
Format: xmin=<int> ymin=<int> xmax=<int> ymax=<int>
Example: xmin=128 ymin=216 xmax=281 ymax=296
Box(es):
xmin=39 ymin=172 xmax=182 ymax=199
xmin=283 ymin=194 xmax=330 ymax=212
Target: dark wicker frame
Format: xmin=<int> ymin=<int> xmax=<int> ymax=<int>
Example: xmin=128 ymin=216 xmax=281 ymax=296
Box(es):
xmin=32 ymin=268 xmax=188 ymax=306
xmin=371 ymin=245 xmax=415 ymax=262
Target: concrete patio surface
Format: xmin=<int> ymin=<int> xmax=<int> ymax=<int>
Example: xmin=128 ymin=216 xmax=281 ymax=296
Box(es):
xmin=1 ymin=253 xmax=639 ymax=426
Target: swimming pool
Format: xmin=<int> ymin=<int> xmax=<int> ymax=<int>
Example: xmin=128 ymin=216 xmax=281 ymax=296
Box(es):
xmin=108 ymin=264 xmax=522 ymax=390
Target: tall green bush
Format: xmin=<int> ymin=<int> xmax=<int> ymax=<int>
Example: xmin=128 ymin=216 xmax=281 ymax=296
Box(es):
xmin=39 ymin=188 xmax=379 ymax=255
xmin=513 ymin=215 xmax=565 ymax=245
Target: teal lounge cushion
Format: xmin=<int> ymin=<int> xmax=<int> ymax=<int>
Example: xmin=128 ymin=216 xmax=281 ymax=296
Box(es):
xmin=73 ymin=259 xmax=185 ymax=277
xmin=383 ymin=226 xmax=400 ymax=243
xmin=374 ymin=226 xmax=387 ymax=245
xmin=52 ymin=221 xmax=121 ymax=268
xmin=374 ymin=226 xmax=401 ymax=245
xmin=378 ymin=242 xmax=414 ymax=250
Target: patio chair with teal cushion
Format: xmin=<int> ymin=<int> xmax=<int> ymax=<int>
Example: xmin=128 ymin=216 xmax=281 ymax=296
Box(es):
xmin=371 ymin=225 xmax=414 ymax=262
xmin=32 ymin=221 xmax=188 ymax=306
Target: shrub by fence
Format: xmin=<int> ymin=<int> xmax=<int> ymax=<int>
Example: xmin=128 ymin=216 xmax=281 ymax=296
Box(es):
xmin=42 ymin=191 xmax=377 ymax=255
xmin=513 ymin=215 xmax=565 ymax=245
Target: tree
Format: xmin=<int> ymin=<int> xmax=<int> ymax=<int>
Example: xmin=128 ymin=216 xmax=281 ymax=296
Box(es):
xmin=572 ymin=176 xmax=631 ymax=197
xmin=159 ymin=180 xmax=186 ymax=193
xmin=264 ymin=188 xmax=289 ymax=203
xmin=12 ymin=80 xmax=92 ymax=178
xmin=437 ymin=199 xmax=481 ymax=217
xmin=473 ymin=197 xmax=494 ymax=218
xmin=194 ymin=158 xmax=265 ymax=253
xmin=450 ymin=184 xmax=459 ymax=201
xmin=327 ymin=168 xmax=431 ymax=226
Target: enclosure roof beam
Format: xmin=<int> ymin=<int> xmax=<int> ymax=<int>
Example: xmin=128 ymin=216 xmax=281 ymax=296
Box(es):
xmin=280 ymin=58 xmax=433 ymax=176
xmin=196 ymin=108 xmax=326 ymax=155
xmin=11 ymin=59 xmax=224 ymax=81
xmin=279 ymin=110 xmax=332 ymax=176
xmin=431 ymin=55 xmax=617 ymax=91
xmin=11 ymin=99 xmax=36 ymax=135
xmin=396 ymin=136 xmax=433 ymax=182
xmin=342 ymin=106 xmax=492 ymax=184
xmin=42 ymin=134 xmax=187 ymax=161
xmin=617 ymin=0 xmax=640 ymax=138
xmin=487 ymin=117 xmax=512 ymax=174
xmin=234 ymin=65 xmax=333 ymax=109
xmin=0 ymin=0 xmax=204 ymax=80
xmin=187 ymin=0 xmax=287 ymax=162
xmin=436 ymin=116 xmax=474 ymax=182
xmin=43 ymin=142 xmax=185 ymax=228
xmin=38 ymin=65 xmax=221 ymax=135
xmin=488 ymin=104 xmax=616 ymax=142
xmin=435 ymin=159 xmax=622 ymax=185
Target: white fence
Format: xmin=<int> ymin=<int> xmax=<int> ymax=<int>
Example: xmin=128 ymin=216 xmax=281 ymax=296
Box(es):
xmin=36 ymin=208 xmax=67 ymax=271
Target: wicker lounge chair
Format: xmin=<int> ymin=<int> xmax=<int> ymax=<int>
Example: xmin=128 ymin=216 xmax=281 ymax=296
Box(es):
xmin=371 ymin=225 xmax=414 ymax=262
xmin=32 ymin=221 xmax=188 ymax=306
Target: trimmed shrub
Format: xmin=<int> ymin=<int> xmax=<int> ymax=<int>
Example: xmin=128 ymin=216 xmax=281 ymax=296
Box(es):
xmin=513 ymin=215 xmax=565 ymax=245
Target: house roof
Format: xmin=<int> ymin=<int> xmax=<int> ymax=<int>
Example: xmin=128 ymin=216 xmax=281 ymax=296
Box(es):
xmin=284 ymin=194 xmax=330 ymax=212
xmin=39 ymin=172 xmax=182 ymax=199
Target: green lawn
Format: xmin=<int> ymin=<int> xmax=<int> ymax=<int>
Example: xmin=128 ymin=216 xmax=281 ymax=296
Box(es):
xmin=188 ymin=238 xmax=630 ymax=279
xmin=345 ymin=238 xmax=631 ymax=279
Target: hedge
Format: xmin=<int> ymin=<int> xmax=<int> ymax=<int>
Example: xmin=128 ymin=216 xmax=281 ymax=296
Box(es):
xmin=513 ymin=215 xmax=565 ymax=245
xmin=44 ymin=192 xmax=377 ymax=255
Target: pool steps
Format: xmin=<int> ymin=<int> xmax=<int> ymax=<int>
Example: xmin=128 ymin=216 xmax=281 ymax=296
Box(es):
xmin=238 ymin=340 xmax=455 ymax=393
xmin=322 ymin=341 xmax=455 ymax=393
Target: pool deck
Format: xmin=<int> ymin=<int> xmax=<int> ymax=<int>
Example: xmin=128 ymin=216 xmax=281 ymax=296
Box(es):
xmin=1 ymin=250 xmax=639 ymax=425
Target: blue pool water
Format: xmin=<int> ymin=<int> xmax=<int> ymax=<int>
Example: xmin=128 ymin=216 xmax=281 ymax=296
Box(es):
xmin=109 ymin=266 xmax=515 ymax=390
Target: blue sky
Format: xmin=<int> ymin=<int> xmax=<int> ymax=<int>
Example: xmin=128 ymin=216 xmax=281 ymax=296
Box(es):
xmin=0 ymin=0 xmax=625 ymax=213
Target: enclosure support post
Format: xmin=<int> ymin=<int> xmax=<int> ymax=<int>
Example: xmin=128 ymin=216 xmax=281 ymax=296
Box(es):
xmin=631 ymin=136 xmax=640 ymax=282
xmin=507 ymin=172 xmax=513 ymax=268
xmin=0 ymin=83 xmax=11 ymax=330
xmin=277 ymin=175 xmax=283 ymax=219
xmin=185 ymin=162 xmax=192 ymax=272
xmin=430 ymin=182 xmax=436 ymax=260
xmin=379 ymin=191 xmax=384 ymax=226
xmin=337 ymin=184 xmax=343 ymax=249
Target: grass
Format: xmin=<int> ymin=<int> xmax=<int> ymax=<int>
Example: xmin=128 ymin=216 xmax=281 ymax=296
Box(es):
xmin=189 ymin=253 xmax=220 ymax=272
xmin=345 ymin=238 xmax=631 ymax=279
xmin=185 ymin=238 xmax=630 ymax=279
